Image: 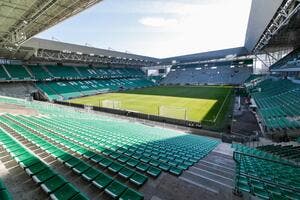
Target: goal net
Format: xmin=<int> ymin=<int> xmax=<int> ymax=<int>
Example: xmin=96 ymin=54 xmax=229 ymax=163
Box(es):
xmin=159 ymin=105 xmax=187 ymax=120
xmin=101 ymin=100 xmax=122 ymax=109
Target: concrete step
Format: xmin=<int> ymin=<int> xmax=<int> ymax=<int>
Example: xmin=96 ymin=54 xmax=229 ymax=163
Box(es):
xmin=189 ymin=166 xmax=234 ymax=186
xmin=181 ymin=170 xmax=233 ymax=193
xmin=202 ymin=155 xmax=235 ymax=169
xmin=196 ymin=159 xmax=235 ymax=174
xmin=192 ymin=163 xmax=235 ymax=179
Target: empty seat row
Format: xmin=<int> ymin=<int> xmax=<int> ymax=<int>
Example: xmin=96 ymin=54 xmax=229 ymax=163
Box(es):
xmin=0 ymin=125 xmax=88 ymax=200
xmin=1 ymin=115 xmax=143 ymax=200
xmin=233 ymin=144 xmax=300 ymax=200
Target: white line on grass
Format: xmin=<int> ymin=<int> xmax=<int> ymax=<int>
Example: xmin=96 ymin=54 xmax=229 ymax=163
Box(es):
xmin=213 ymin=89 xmax=232 ymax=123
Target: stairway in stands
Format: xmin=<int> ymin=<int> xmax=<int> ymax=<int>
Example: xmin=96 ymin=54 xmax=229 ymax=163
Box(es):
xmin=179 ymin=143 xmax=241 ymax=200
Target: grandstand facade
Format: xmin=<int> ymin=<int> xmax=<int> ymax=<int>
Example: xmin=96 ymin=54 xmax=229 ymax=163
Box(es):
xmin=0 ymin=0 xmax=300 ymax=200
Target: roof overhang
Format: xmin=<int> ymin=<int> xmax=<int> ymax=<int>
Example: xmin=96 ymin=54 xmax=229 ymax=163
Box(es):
xmin=0 ymin=0 xmax=102 ymax=49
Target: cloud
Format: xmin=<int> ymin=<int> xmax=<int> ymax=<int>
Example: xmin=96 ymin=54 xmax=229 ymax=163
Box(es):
xmin=139 ymin=17 xmax=178 ymax=28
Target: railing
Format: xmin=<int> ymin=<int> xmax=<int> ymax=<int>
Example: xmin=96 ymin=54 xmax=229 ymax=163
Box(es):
xmin=233 ymin=150 xmax=300 ymax=196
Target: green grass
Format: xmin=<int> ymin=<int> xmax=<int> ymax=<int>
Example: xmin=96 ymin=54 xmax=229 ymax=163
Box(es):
xmin=70 ymin=86 xmax=233 ymax=126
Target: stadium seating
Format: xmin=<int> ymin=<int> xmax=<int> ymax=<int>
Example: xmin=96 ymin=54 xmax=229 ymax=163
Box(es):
xmin=162 ymin=63 xmax=252 ymax=85
xmin=0 ymin=96 xmax=220 ymax=199
xmin=45 ymin=65 xmax=81 ymax=79
xmin=0 ymin=122 xmax=88 ymax=200
xmin=0 ymin=179 xmax=12 ymax=200
xmin=37 ymin=78 xmax=155 ymax=100
xmin=233 ymin=144 xmax=300 ymax=200
xmin=3 ymin=64 xmax=32 ymax=80
xmin=0 ymin=65 xmax=10 ymax=80
xmin=257 ymin=144 xmax=300 ymax=163
xmin=249 ymin=79 xmax=300 ymax=131
xmin=27 ymin=65 xmax=52 ymax=80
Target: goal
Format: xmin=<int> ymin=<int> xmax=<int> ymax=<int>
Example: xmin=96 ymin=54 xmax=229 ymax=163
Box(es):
xmin=158 ymin=105 xmax=187 ymax=120
xmin=101 ymin=100 xmax=122 ymax=109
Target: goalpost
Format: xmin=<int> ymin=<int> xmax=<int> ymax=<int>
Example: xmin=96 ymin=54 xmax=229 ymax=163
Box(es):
xmin=101 ymin=100 xmax=122 ymax=109
xmin=158 ymin=105 xmax=187 ymax=120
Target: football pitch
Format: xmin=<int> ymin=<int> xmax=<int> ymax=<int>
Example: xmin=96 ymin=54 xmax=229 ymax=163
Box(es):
xmin=69 ymin=86 xmax=233 ymax=124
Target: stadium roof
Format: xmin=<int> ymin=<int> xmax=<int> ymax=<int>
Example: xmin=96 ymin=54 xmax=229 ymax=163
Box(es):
xmin=160 ymin=47 xmax=250 ymax=64
xmin=0 ymin=0 xmax=102 ymax=48
xmin=22 ymin=38 xmax=160 ymax=62
xmin=245 ymin=0 xmax=300 ymax=52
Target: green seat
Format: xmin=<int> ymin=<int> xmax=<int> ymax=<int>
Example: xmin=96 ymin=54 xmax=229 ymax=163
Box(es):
xmin=51 ymin=150 xmax=65 ymax=158
xmin=237 ymin=181 xmax=250 ymax=193
xmin=91 ymin=154 xmax=104 ymax=163
xmin=127 ymin=158 xmax=139 ymax=167
xmin=147 ymin=167 xmax=161 ymax=177
xmin=0 ymin=190 xmax=12 ymax=200
xmin=177 ymin=163 xmax=189 ymax=170
xmin=104 ymin=180 xmax=128 ymax=199
xmin=136 ymin=163 xmax=149 ymax=172
xmin=73 ymin=162 xmax=90 ymax=174
xmin=158 ymin=163 xmax=170 ymax=171
xmin=0 ymin=180 xmax=6 ymax=190
xmin=118 ymin=155 xmax=130 ymax=163
xmin=15 ymin=153 xmax=32 ymax=162
xmin=82 ymin=151 xmax=96 ymax=159
xmin=108 ymin=162 xmax=123 ymax=173
xmin=70 ymin=193 xmax=89 ymax=200
xmin=50 ymin=183 xmax=79 ymax=200
xmin=120 ymin=188 xmax=144 ymax=200
xmin=99 ymin=158 xmax=113 ymax=168
xmin=65 ymin=158 xmax=81 ymax=168
xmin=32 ymin=168 xmax=56 ymax=184
xmin=25 ymin=162 xmax=48 ymax=176
xmin=169 ymin=167 xmax=182 ymax=176
xmin=82 ymin=168 xmax=100 ymax=181
xmin=92 ymin=173 xmax=113 ymax=189
xmin=149 ymin=159 xmax=160 ymax=167
xmin=130 ymin=173 xmax=148 ymax=186
xmin=252 ymin=187 xmax=269 ymax=199
xmin=118 ymin=167 xmax=135 ymax=179
xmin=19 ymin=157 xmax=40 ymax=169
xmin=41 ymin=175 xmax=67 ymax=194
xmin=57 ymin=154 xmax=73 ymax=163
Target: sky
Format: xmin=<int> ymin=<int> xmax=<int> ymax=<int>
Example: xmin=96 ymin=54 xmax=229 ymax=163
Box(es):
xmin=37 ymin=0 xmax=252 ymax=58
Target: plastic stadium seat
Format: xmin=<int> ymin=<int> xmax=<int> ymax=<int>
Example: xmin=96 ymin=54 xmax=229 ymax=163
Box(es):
xmin=70 ymin=193 xmax=89 ymax=200
xmin=158 ymin=163 xmax=171 ymax=171
xmin=90 ymin=154 xmax=105 ymax=163
xmin=127 ymin=158 xmax=139 ymax=167
xmin=169 ymin=167 xmax=183 ymax=176
xmin=32 ymin=168 xmax=56 ymax=184
xmin=50 ymin=183 xmax=80 ymax=200
xmin=118 ymin=167 xmax=135 ymax=179
xmin=147 ymin=167 xmax=161 ymax=177
xmin=108 ymin=162 xmax=123 ymax=173
xmin=19 ymin=157 xmax=40 ymax=169
xmin=136 ymin=163 xmax=149 ymax=172
xmin=82 ymin=151 xmax=96 ymax=159
xmin=72 ymin=162 xmax=90 ymax=174
xmin=0 ymin=190 xmax=12 ymax=200
xmin=25 ymin=162 xmax=49 ymax=176
xmin=104 ymin=180 xmax=128 ymax=199
xmin=119 ymin=188 xmax=144 ymax=200
xmin=82 ymin=168 xmax=100 ymax=181
xmin=64 ymin=158 xmax=81 ymax=168
xmin=129 ymin=173 xmax=148 ymax=186
xmin=92 ymin=173 xmax=113 ymax=189
xmin=57 ymin=154 xmax=73 ymax=163
xmin=99 ymin=158 xmax=113 ymax=168
xmin=41 ymin=175 xmax=67 ymax=194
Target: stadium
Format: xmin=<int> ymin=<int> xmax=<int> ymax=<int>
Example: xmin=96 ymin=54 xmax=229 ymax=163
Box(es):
xmin=0 ymin=0 xmax=300 ymax=200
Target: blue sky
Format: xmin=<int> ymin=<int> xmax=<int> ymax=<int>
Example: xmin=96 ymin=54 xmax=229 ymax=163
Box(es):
xmin=37 ymin=0 xmax=252 ymax=58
